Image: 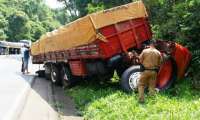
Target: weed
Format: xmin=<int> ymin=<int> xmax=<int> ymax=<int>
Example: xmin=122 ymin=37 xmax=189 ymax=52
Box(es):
xmin=66 ymin=78 xmax=200 ymax=120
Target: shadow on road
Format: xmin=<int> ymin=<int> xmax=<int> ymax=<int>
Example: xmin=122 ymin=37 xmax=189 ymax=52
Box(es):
xmin=20 ymin=75 xmax=82 ymax=120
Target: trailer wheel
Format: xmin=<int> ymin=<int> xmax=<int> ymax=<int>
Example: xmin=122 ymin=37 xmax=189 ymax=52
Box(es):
xmin=116 ymin=64 xmax=128 ymax=77
xmin=96 ymin=70 xmax=114 ymax=83
xmin=51 ymin=64 xmax=62 ymax=85
xmin=44 ymin=64 xmax=51 ymax=80
xmin=121 ymin=65 xmax=142 ymax=92
xmin=62 ymin=65 xmax=79 ymax=88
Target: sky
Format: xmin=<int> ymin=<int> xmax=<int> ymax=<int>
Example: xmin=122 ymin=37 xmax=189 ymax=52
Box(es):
xmin=45 ymin=0 xmax=64 ymax=9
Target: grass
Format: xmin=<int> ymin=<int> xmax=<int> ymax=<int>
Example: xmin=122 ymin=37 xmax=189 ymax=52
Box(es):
xmin=65 ymin=76 xmax=200 ymax=120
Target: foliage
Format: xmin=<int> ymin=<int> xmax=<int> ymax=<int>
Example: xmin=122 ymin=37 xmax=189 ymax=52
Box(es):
xmin=53 ymin=8 xmax=70 ymax=24
xmin=87 ymin=3 xmax=105 ymax=14
xmin=27 ymin=21 xmax=46 ymax=40
xmin=0 ymin=0 xmax=61 ymax=42
xmin=0 ymin=29 xmax=6 ymax=40
xmin=7 ymin=11 xmax=29 ymax=41
xmin=57 ymin=0 xmax=132 ymax=20
xmin=67 ymin=78 xmax=200 ymax=120
xmin=142 ymin=0 xmax=200 ymax=80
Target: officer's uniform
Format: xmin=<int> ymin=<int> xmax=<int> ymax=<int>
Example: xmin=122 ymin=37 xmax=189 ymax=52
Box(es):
xmin=138 ymin=46 xmax=162 ymax=103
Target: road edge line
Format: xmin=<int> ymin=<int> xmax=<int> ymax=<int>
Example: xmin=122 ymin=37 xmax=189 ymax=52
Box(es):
xmin=3 ymin=76 xmax=36 ymax=120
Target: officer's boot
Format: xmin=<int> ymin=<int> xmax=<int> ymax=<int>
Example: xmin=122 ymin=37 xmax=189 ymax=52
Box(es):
xmin=138 ymin=85 xmax=145 ymax=103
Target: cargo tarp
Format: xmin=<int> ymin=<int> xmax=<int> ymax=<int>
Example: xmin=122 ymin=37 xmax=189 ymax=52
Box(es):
xmin=39 ymin=36 xmax=46 ymax=54
xmin=45 ymin=16 xmax=96 ymax=53
xmin=31 ymin=41 xmax=40 ymax=55
xmin=90 ymin=1 xmax=148 ymax=29
xmin=31 ymin=1 xmax=147 ymax=55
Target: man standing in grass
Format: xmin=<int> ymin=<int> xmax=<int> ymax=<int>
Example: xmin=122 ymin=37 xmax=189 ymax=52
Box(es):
xmin=138 ymin=41 xmax=162 ymax=103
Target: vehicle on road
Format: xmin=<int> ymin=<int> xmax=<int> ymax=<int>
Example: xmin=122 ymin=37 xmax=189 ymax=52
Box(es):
xmin=31 ymin=1 xmax=191 ymax=92
xmin=0 ymin=41 xmax=24 ymax=55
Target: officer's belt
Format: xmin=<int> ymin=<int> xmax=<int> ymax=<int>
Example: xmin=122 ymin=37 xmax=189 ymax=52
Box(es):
xmin=143 ymin=66 xmax=159 ymax=72
xmin=144 ymin=68 xmax=159 ymax=72
xmin=140 ymin=65 xmax=160 ymax=72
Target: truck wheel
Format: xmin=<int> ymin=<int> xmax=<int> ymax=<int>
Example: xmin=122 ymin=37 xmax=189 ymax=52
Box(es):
xmin=97 ymin=70 xmax=114 ymax=83
xmin=121 ymin=65 xmax=142 ymax=92
xmin=44 ymin=64 xmax=51 ymax=80
xmin=105 ymin=70 xmax=114 ymax=81
xmin=62 ymin=65 xmax=79 ymax=88
xmin=156 ymin=57 xmax=177 ymax=90
xmin=51 ymin=64 xmax=62 ymax=85
xmin=121 ymin=58 xmax=177 ymax=92
xmin=116 ymin=64 xmax=128 ymax=77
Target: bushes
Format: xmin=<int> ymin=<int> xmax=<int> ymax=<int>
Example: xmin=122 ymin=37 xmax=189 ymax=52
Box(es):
xmin=144 ymin=0 xmax=200 ymax=84
xmin=0 ymin=0 xmax=61 ymax=42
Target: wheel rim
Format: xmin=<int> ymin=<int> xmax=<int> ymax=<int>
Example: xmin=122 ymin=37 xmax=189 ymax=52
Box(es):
xmin=63 ymin=72 xmax=68 ymax=81
xmin=156 ymin=60 xmax=173 ymax=89
xmin=51 ymin=71 xmax=57 ymax=83
xmin=129 ymin=72 xmax=141 ymax=90
xmin=62 ymin=68 xmax=70 ymax=86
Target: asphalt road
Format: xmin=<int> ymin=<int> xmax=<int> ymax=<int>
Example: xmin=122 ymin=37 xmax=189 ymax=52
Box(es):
xmin=19 ymin=77 xmax=58 ymax=120
xmin=0 ymin=55 xmax=82 ymax=120
xmin=0 ymin=55 xmax=37 ymax=120
xmin=19 ymin=76 xmax=82 ymax=120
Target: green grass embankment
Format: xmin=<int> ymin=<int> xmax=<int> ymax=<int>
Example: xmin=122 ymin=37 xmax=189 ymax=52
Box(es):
xmin=66 ymin=77 xmax=200 ymax=120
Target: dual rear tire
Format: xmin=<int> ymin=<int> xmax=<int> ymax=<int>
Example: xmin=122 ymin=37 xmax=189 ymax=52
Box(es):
xmin=62 ymin=65 xmax=79 ymax=88
xmin=45 ymin=63 xmax=76 ymax=87
xmin=50 ymin=64 xmax=62 ymax=85
xmin=46 ymin=63 xmax=114 ymax=88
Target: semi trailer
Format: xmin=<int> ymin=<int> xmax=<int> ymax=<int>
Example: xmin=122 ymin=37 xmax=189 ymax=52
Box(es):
xmin=31 ymin=1 xmax=191 ymax=92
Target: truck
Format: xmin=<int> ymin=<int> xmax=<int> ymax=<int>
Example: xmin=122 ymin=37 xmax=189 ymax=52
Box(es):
xmin=31 ymin=1 xmax=191 ymax=92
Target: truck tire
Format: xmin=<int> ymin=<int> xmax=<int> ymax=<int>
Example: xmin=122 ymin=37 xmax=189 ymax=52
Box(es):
xmin=116 ymin=64 xmax=128 ymax=77
xmin=44 ymin=64 xmax=51 ymax=80
xmin=62 ymin=65 xmax=79 ymax=88
xmin=121 ymin=57 xmax=177 ymax=92
xmin=121 ymin=65 xmax=142 ymax=92
xmin=104 ymin=70 xmax=114 ymax=81
xmin=94 ymin=70 xmax=114 ymax=83
xmin=51 ymin=64 xmax=62 ymax=85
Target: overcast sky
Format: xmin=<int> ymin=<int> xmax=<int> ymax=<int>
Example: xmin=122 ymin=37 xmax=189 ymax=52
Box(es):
xmin=45 ymin=0 xmax=64 ymax=9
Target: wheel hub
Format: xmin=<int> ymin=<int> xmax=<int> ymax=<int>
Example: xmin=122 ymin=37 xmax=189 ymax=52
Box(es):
xmin=53 ymin=72 xmax=56 ymax=76
xmin=128 ymin=72 xmax=141 ymax=90
xmin=51 ymin=71 xmax=57 ymax=82
xmin=64 ymin=74 xmax=68 ymax=81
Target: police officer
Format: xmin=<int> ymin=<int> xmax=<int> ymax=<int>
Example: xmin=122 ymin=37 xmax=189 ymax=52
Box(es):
xmin=138 ymin=41 xmax=162 ymax=103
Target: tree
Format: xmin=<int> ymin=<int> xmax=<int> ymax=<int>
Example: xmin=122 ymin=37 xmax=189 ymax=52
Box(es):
xmin=57 ymin=0 xmax=132 ymax=21
xmin=57 ymin=0 xmax=80 ymax=21
xmin=0 ymin=30 xmax=7 ymax=40
xmin=27 ymin=21 xmax=46 ymax=41
xmin=7 ymin=11 xmax=30 ymax=41
xmin=53 ymin=8 xmax=70 ymax=24
xmin=0 ymin=0 xmax=61 ymax=41
xmin=0 ymin=12 xmax=8 ymax=40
